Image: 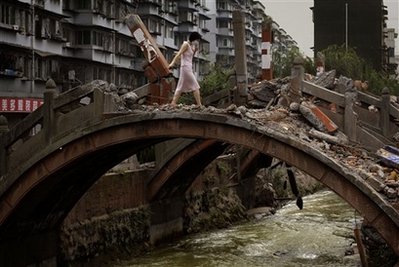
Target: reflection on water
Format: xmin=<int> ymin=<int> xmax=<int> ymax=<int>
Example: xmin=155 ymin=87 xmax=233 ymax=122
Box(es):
xmin=117 ymin=190 xmax=361 ymax=267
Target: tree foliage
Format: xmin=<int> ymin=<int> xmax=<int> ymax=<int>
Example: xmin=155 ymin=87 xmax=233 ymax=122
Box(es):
xmin=272 ymin=46 xmax=314 ymax=78
xmin=322 ymin=44 xmax=399 ymax=95
xmin=199 ymin=64 xmax=234 ymax=96
xmin=180 ymin=64 xmax=234 ymax=104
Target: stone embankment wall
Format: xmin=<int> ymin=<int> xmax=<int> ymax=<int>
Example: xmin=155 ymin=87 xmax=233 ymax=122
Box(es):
xmin=60 ymin=156 xmax=323 ymax=265
xmin=60 ymin=169 xmax=152 ymax=264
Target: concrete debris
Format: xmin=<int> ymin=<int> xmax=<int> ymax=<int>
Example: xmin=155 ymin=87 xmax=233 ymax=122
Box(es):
xmin=248 ymin=80 xmax=278 ymax=102
xmin=308 ymin=129 xmax=348 ymax=146
xmin=309 ymin=69 xmax=337 ymax=89
xmin=247 ymin=78 xmax=289 ymax=108
xmin=299 ymin=102 xmax=327 ymax=132
xmin=90 ymin=79 xmax=109 ymax=91
xmin=121 ymin=91 xmax=139 ymax=109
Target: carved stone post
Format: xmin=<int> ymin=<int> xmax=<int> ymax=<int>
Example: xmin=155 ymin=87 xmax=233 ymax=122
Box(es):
xmin=380 ymin=87 xmax=391 ymax=138
xmin=288 ymin=57 xmax=304 ymax=104
xmin=344 ymin=85 xmax=358 ymax=142
xmin=43 ymin=79 xmax=58 ymax=142
xmin=0 ymin=115 xmax=9 ymax=176
xmin=94 ymin=88 xmax=105 ymax=118
xmin=232 ymin=10 xmax=248 ymax=106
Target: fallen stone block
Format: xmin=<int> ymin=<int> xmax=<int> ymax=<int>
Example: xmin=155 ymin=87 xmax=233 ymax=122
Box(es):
xmin=300 ymin=101 xmax=338 ymax=133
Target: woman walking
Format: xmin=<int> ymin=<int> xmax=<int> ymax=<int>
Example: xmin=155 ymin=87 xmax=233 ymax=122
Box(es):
xmin=168 ymin=32 xmax=202 ymax=107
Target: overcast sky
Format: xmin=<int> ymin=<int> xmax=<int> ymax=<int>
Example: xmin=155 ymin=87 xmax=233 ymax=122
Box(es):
xmin=261 ymin=0 xmax=399 ymax=57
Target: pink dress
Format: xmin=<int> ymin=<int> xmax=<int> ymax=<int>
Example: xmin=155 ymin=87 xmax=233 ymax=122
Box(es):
xmin=175 ymin=41 xmax=200 ymax=94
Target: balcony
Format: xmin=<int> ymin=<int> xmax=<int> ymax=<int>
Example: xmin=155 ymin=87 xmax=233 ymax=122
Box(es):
xmin=177 ymin=23 xmax=196 ymax=33
xmin=218 ymin=27 xmax=233 ymax=37
xmin=138 ymin=0 xmax=161 ymax=7
xmin=178 ymin=1 xmax=197 ymax=11
xmin=217 ymin=10 xmax=232 ymax=19
xmin=138 ymin=5 xmax=163 ymax=17
xmin=73 ymin=12 xmax=114 ymax=30
xmin=217 ymin=47 xmax=235 ymax=56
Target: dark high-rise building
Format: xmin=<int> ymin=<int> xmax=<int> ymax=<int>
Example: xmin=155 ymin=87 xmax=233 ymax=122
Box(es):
xmin=312 ymin=0 xmax=384 ymax=70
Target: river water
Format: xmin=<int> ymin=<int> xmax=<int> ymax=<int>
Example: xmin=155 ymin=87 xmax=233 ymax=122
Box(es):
xmin=117 ymin=190 xmax=361 ymax=267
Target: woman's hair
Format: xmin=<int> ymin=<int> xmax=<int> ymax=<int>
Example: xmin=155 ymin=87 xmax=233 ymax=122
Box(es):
xmin=189 ymin=32 xmax=202 ymax=42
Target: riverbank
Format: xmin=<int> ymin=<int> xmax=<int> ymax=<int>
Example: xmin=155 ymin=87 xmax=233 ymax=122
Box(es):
xmin=60 ymin=155 xmax=397 ymax=266
xmin=60 ymin=154 xmax=323 ymax=266
xmin=114 ymin=191 xmax=363 ymax=267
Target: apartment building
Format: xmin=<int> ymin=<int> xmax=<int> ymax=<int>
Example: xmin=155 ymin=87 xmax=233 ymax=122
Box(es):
xmin=246 ymin=0 xmax=267 ymax=81
xmin=384 ymin=28 xmax=398 ymax=78
xmin=204 ymin=0 xmax=267 ymax=82
xmin=0 ymin=0 xmax=155 ymax=126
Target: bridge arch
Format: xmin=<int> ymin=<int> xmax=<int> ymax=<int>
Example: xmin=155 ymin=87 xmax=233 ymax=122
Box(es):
xmin=1 ymin=111 xmax=399 ymax=255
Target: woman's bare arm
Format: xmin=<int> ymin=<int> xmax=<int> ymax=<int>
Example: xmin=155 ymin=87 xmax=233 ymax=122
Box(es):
xmin=169 ymin=42 xmax=189 ymax=68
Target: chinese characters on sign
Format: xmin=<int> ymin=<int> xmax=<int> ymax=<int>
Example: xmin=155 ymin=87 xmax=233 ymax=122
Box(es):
xmin=0 ymin=98 xmax=43 ymax=113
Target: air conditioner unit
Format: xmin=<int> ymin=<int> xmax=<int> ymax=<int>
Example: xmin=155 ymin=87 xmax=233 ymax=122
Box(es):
xmin=12 ymin=25 xmax=19 ymax=31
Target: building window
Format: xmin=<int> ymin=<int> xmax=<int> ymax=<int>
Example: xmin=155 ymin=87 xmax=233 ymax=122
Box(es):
xmin=0 ymin=4 xmax=15 ymax=25
xmin=35 ymin=57 xmax=44 ymax=80
xmin=217 ymin=1 xmax=230 ymax=11
xmin=75 ymin=30 xmax=91 ymax=45
xmin=74 ymin=0 xmax=91 ymax=9
xmin=164 ymin=24 xmax=174 ymax=39
xmin=147 ymin=19 xmax=161 ymax=35
xmin=217 ymin=20 xmax=230 ymax=29
xmin=166 ymin=0 xmax=177 ymax=14
xmin=93 ymin=31 xmax=103 ymax=47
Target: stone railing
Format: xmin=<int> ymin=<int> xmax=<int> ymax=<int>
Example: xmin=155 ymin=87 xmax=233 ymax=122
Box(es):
xmin=302 ymin=79 xmax=399 ymax=150
xmin=0 ymin=79 xmax=116 ymax=177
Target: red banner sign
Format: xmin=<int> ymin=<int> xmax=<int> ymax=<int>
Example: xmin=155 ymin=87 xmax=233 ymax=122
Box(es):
xmin=0 ymin=97 xmax=43 ymax=113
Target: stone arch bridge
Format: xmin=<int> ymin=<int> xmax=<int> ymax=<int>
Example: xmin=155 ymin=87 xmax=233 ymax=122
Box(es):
xmin=0 ymin=83 xmax=399 ymax=265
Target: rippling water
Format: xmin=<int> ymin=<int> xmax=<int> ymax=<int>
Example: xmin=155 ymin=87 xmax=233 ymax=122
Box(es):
xmin=117 ymin=190 xmax=361 ymax=267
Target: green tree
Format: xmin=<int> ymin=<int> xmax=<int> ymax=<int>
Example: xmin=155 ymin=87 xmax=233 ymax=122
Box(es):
xmin=199 ymin=64 xmax=234 ymax=96
xmin=180 ymin=64 xmax=234 ymax=104
xmin=322 ymin=44 xmax=399 ymax=95
xmin=272 ymin=46 xmax=314 ymax=78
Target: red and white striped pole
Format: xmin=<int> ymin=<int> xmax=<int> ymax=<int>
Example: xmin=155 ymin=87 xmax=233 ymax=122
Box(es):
xmin=261 ymin=21 xmax=273 ymax=80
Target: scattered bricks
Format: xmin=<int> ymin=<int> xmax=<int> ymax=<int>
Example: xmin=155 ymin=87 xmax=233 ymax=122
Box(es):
xmin=380 ymin=184 xmax=388 ymax=193
xmin=386 ymin=180 xmax=399 ymax=188
xmin=385 ymin=187 xmax=397 ymax=199
xmin=377 ymin=169 xmax=386 ymax=179
xmin=368 ymin=164 xmax=382 ymax=173
xmin=388 ymin=170 xmax=399 ymax=181
xmin=359 ymin=172 xmax=386 ymax=193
